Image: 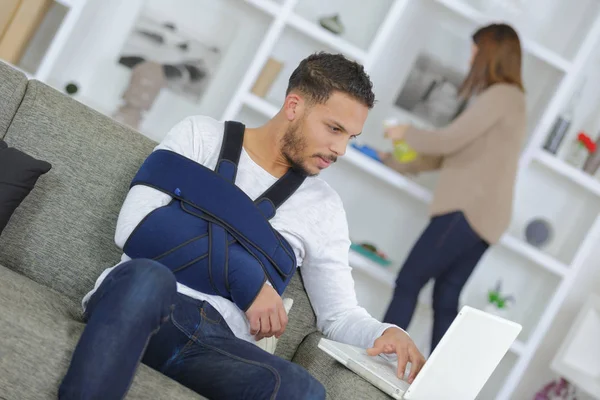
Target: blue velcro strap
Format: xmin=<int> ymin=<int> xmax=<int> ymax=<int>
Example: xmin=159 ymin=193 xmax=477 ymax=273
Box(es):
xmin=216 ymin=159 xmax=237 ymax=182
xmin=255 ymin=198 xmax=276 ymax=220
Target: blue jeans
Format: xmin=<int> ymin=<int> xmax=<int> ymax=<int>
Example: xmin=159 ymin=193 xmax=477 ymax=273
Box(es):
xmin=59 ymin=259 xmax=325 ymax=400
xmin=383 ymin=211 xmax=489 ymax=352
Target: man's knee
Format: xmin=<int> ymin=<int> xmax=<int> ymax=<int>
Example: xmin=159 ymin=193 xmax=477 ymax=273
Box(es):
xmin=118 ymin=259 xmax=176 ymax=307
xmin=278 ymin=363 xmax=326 ymax=400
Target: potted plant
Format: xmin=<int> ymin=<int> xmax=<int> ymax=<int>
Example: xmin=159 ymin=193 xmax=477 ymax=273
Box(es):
xmin=485 ymin=280 xmax=515 ymax=318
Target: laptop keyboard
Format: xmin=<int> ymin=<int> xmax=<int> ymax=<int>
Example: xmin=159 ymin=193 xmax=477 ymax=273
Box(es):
xmin=345 ymin=345 xmax=411 ymax=389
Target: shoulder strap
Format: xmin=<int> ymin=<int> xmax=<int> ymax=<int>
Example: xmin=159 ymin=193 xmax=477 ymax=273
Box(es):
xmin=216 ymin=120 xmax=306 ymax=219
xmin=216 ymin=120 xmax=245 ymax=182
xmin=255 ymin=169 xmax=305 ymax=218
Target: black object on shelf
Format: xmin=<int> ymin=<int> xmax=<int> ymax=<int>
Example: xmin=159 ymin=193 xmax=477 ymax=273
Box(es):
xmin=543 ymin=80 xmax=583 ymax=154
xmin=543 ymin=116 xmax=571 ymax=154
xmin=65 ymin=82 xmax=79 ymax=95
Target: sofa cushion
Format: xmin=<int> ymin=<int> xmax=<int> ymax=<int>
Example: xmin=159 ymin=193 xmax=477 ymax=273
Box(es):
xmin=0 ymin=61 xmax=28 ymax=140
xmin=0 ymin=139 xmax=52 ymax=234
xmin=276 ymin=272 xmax=319 ymax=361
xmin=0 ymin=79 xmax=156 ymax=303
xmin=0 ymin=263 xmax=204 ymax=400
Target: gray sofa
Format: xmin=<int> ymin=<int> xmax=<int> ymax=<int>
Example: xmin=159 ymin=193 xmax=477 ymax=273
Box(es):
xmin=0 ymin=61 xmax=391 ymax=399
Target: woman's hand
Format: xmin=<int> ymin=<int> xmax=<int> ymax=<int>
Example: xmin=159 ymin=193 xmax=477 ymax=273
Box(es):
xmin=377 ymin=150 xmax=417 ymax=176
xmin=377 ymin=151 xmax=392 ymax=163
xmin=384 ymin=124 xmax=410 ymax=142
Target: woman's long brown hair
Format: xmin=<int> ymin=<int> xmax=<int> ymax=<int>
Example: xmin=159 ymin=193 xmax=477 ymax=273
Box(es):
xmin=459 ymin=23 xmax=525 ymax=99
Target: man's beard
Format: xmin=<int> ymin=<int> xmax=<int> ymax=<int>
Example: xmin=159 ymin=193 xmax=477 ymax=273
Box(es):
xmin=281 ymin=122 xmax=336 ymax=177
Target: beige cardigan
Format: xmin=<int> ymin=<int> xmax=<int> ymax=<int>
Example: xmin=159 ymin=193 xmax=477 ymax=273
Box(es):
xmin=386 ymin=83 xmax=526 ymax=244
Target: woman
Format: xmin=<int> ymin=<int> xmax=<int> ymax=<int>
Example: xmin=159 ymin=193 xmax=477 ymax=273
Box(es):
xmin=380 ymin=23 xmax=526 ymax=353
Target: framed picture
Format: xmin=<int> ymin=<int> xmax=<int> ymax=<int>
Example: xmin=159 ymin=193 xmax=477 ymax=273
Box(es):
xmin=394 ymin=53 xmax=467 ymax=128
xmin=117 ymin=11 xmax=226 ymax=103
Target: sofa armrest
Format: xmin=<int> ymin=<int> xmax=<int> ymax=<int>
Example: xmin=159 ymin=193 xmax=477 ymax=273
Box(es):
xmin=292 ymin=332 xmax=392 ymax=400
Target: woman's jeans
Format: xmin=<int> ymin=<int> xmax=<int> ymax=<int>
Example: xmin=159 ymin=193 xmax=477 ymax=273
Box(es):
xmin=383 ymin=211 xmax=489 ymax=352
xmin=58 ymin=259 xmax=326 ymax=400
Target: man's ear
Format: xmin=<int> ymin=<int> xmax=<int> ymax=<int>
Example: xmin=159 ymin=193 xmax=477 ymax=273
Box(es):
xmin=283 ymin=92 xmax=304 ymax=122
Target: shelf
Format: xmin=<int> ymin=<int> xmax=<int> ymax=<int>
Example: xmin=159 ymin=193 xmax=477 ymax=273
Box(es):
xmin=235 ymin=103 xmax=272 ymax=128
xmin=433 ymin=0 xmax=572 ymax=72
xmin=245 ymin=0 xmax=280 ymax=17
xmin=510 ymin=339 xmax=526 ymax=356
xmin=477 ymin=351 xmax=520 ymax=399
xmin=349 ymin=249 xmax=396 ymax=287
xmin=286 ymin=14 xmax=368 ymax=63
xmin=292 ymin=0 xmax=396 ymax=53
xmin=498 ymin=235 xmax=569 ymax=278
xmin=534 ymin=150 xmax=600 ymax=197
xmin=244 ymin=92 xmax=279 ymax=118
xmin=343 ymin=147 xmax=434 ymax=203
xmin=463 ymin=244 xmax=562 ymax=343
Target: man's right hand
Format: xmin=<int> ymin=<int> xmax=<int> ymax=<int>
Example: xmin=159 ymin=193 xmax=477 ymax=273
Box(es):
xmin=245 ymin=283 xmax=287 ymax=341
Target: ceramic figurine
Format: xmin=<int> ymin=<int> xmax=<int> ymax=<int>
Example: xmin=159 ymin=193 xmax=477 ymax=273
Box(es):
xmin=319 ymin=14 xmax=344 ymax=35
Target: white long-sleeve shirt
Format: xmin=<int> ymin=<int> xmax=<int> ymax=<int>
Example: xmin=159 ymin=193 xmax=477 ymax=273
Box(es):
xmin=82 ymin=115 xmax=399 ymax=349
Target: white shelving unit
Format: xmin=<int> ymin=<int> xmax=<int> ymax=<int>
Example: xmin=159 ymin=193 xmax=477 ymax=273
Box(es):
xmin=221 ymin=1 xmax=600 ymax=398
xmin=24 ymin=0 xmax=600 ymax=398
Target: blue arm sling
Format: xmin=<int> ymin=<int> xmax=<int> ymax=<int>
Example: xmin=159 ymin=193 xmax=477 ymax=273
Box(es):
xmin=123 ymin=121 xmax=306 ymax=311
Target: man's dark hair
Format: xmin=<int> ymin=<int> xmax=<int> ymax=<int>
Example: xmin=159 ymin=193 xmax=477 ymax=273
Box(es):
xmin=286 ymin=52 xmax=375 ymax=109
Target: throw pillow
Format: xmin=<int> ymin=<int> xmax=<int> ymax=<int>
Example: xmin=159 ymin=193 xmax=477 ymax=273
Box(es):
xmin=0 ymin=139 xmax=52 ymax=234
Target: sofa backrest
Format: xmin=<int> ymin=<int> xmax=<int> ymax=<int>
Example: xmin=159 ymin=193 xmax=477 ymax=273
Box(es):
xmin=0 ymin=61 xmax=28 ymax=140
xmin=0 ymin=66 xmax=318 ymax=359
xmin=0 ymin=78 xmax=156 ymax=303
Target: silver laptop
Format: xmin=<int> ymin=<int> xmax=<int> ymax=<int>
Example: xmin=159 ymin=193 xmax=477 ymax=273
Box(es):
xmin=318 ymin=306 xmax=522 ymax=400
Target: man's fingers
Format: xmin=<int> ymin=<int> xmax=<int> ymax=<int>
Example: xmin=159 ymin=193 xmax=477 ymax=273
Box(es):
xmin=407 ymin=349 xmax=426 ymax=383
xmin=276 ymin=305 xmax=288 ymax=338
xmin=258 ymin=314 xmax=271 ymax=338
xmin=366 ymin=343 xmax=384 ymax=356
xmin=270 ymin=312 xmax=281 ymax=338
xmin=249 ymin=314 xmax=260 ymax=336
xmin=396 ymin=349 xmax=409 ymax=380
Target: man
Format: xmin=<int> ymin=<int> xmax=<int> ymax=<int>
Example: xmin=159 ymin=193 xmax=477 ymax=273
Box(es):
xmin=59 ymin=52 xmax=425 ymax=400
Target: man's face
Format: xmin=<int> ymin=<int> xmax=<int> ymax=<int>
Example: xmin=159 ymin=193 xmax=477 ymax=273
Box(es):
xmin=282 ymin=91 xmax=369 ymax=176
